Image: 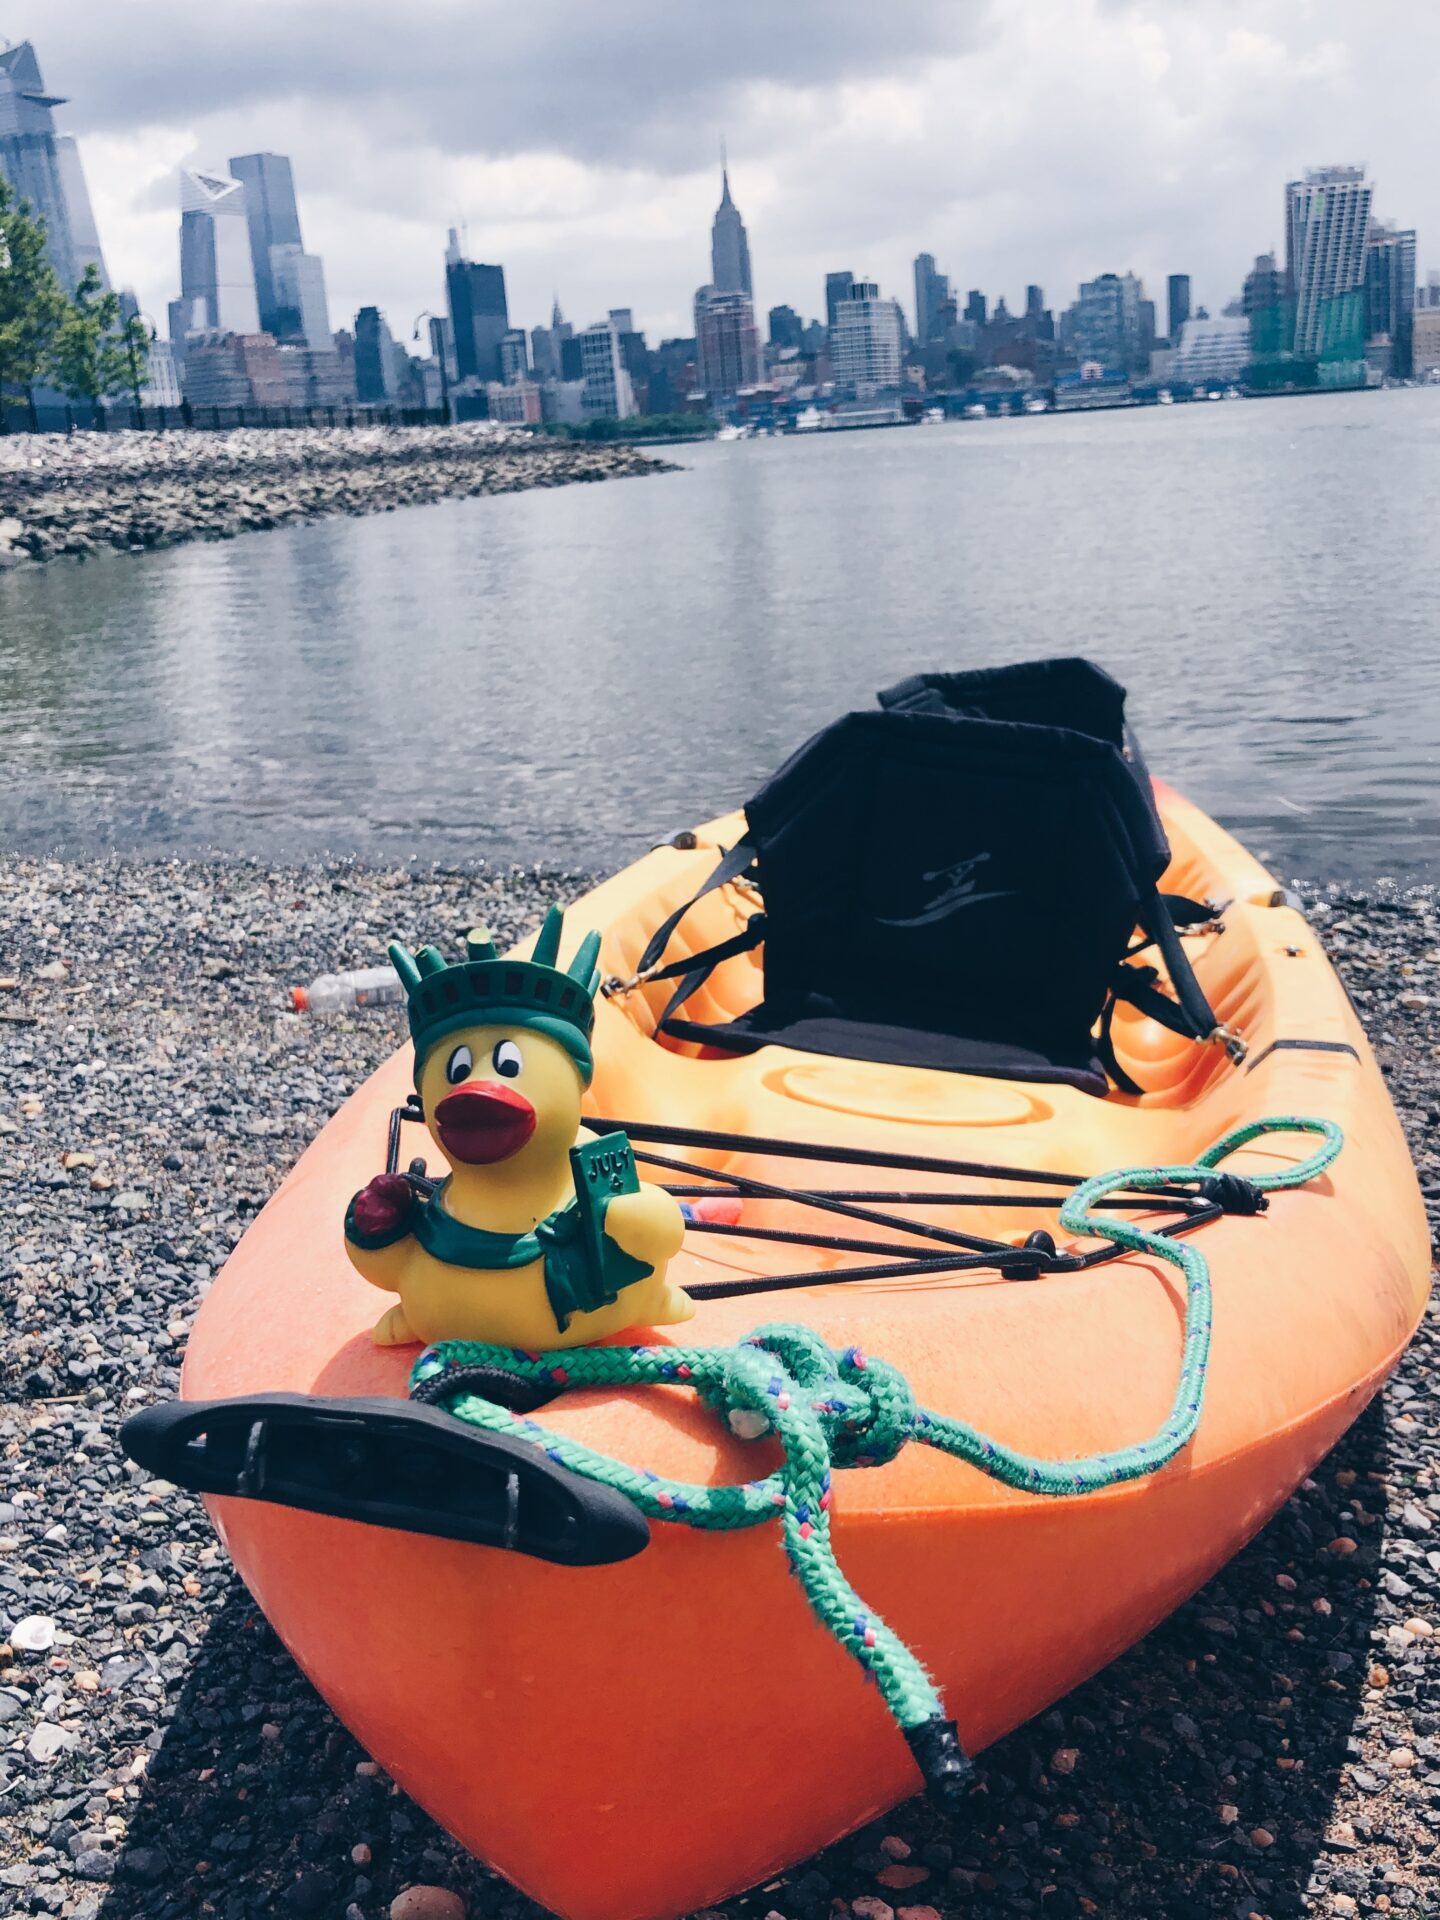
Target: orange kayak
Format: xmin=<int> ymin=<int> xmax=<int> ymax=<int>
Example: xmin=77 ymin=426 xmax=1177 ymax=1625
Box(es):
xmin=180 ymin=782 xmax=1429 ymax=1920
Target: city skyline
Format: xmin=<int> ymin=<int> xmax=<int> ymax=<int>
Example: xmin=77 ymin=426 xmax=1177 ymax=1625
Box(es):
xmin=8 ymin=0 xmax=1440 ymax=352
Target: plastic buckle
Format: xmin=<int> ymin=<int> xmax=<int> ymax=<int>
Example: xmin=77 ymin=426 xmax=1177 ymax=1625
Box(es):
xmin=120 ymin=1394 xmax=650 ymax=1565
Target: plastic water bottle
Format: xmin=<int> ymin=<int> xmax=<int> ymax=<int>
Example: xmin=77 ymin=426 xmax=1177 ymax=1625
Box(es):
xmin=291 ymin=965 xmax=405 ymax=1013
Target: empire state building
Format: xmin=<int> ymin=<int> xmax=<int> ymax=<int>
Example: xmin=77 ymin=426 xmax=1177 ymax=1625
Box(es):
xmin=710 ymin=165 xmax=753 ymax=298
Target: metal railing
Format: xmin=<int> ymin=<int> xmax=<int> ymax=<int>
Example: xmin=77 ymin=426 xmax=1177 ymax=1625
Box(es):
xmin=0 ymin=395 xmax=451 ymax=435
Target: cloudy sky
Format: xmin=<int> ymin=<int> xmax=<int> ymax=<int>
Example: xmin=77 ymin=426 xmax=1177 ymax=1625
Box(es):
xmin=10 ymin=0 xmax=1434 ymax=345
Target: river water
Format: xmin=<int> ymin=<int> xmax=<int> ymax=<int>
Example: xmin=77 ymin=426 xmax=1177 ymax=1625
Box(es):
xmin=2 ymin=387 xmax=1437 ymax=883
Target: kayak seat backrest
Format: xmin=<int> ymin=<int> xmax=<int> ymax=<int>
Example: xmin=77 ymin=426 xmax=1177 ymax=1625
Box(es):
xmin=647 ymin=658 xmax=1220 ymax=1097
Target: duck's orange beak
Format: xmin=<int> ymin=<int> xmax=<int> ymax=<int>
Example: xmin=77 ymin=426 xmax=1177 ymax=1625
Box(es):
xmin=434 ymin=1081 xmax=537 ymax=1165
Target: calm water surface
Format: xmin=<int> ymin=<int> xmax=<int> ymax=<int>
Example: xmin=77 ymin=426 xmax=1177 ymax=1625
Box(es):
xmin=2 ymin=387 xmax=1438 ymax=882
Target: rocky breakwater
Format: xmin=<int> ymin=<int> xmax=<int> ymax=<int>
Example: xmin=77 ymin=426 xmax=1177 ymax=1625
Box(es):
xmin=0 ymin=423 xmax=670 ymax=568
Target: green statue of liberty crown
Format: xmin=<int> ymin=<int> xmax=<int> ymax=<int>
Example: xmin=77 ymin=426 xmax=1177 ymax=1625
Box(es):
xmin=388 ymin=905 xmax=603 ymax=1087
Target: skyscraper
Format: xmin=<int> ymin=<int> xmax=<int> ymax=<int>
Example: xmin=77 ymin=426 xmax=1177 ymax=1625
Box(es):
xmin=228 ymin=154 xmax=301 ymax=332
xmin=1167 ymin=273 xmax=1191 ymax=342
xmin=768 ymin=304 xmax=803 ymax=351
xmin=269 ymin=247 xmax=332 ymax=348
xmin=176 ymin=168 xmax=261 ymax=336
xmin=499 ymin=329 xmax=530 ymax=382
xmin=1241 ymin=253 xmax=1284 ymax=315
xmin=913 ymin=253 xmax=950 ymax=344
xmin=710 ymin=164 xmax=753 ymax=298
xmin=694 ymin=286 xmax=762 ymax=398
xmin=1071 ymin=272 xmax=1144 ymax=371
xmin=445 ymin=229 xmax=511 ymax=385
xmin=829 ymin=281 xmax=904 ymax=393
xmin=964 ymin=290 xmax=987 ymax=328
xmin=531 ymin=298 xmax=572 ymax=382
xmin=1285 ymin=166 xmax=1372 ymax=359
xmin=578 ymin=320 xmax=636 ymax=420
xmin=0 ymin=41 xmax=98 ymax=289
xmin=55 ymin=136 xmax=108 ymax=287
xmin=824 ymin=271 xmax=854 ymax=333
xmin=354 ymin=306 xmax=397 ymax=403
xmin=1364 ymin=221 xmax=1417 ymax=376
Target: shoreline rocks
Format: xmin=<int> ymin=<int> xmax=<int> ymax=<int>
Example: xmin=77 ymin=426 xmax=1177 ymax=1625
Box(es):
xmin=0 ymin=424 xmax=670 ymax=568
xmin=0 ymin=855 xmax=1436 ymax=1919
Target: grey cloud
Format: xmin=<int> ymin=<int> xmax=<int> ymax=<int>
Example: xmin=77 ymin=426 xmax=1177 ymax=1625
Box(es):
xmin=15 ymin=1 xmax=989 ymax=169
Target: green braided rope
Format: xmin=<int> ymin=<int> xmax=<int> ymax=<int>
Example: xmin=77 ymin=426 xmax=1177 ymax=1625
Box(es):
xmin=410 ymin=1118 xmax=1342 ymax=1749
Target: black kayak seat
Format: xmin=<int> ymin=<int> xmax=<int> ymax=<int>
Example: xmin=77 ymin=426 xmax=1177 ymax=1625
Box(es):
xmin=638 ymin=658 xmax=1224 ymax=1098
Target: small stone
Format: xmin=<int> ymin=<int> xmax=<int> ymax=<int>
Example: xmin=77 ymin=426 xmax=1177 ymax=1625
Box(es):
xmin=1219 ymin=1803 xmax=1239 ymax=1824
xmin=876 ymin=1865 xmax=930 ymax=1890
xmin=121 ymin=1849 xmax=171 ymax=1885
xmin=1275 ymin=1573 xmax=1297 ymax=1591
xmin=389 ymin=1891 xmax=466 ymax=1920
xmin=10 ymin=1615 xmax=57 ymax=1653
xmin=351 ymin=1843 xmax=372 ymax=1866
xmin=74 ymin=1849 xmax=115 ymax=1881
xmin=879 ymin=1835 xmax=912 ymax=1861
xmin=114 ymin=1189 xmax=149 ymax=1209
xmin=1404 ymin=1616 xmax=1433 ymax=1636
xmin=1370 ymin=1663 xmax=1390 ymax=1688
xmin=61 ymin=1150 xmax=97 ymax=1170
xmin=1249 ymin=1827 xmax=1275 ymax=1848
xmin=1050 ymin=1746 xmax=1080 ymax=1774
xmin=1327 ymin=1536 xmax=1359 ymax=1556
xmin=35 ymin=959 xmax=69 ymax=981
xmin=1399 ymin=991 xmax=1431 ymax=1010
xmin=1391 ymin=1747 xmax=1417 ymax=1770
xmin=261 ymin=1720 xmax=282 ymax=1740
xmin=286 ymin=1872 xmax=337 ymax=1915
xmin=73 ymin=1670 xmax=99 ymax=1693
xmin=28 ymin=1720 xmax=78 ymax=1762
xmin=851 ymin=1902 xmax=896 ymax=1920
xmin=896 ymin=1909 xmax=942 ymax=1920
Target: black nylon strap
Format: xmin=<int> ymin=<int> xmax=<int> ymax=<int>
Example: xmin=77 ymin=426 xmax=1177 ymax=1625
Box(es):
xmin=1111 ymin=962 xmax=1210 ymax=1040
xmin=655 ymin=916 xmax=767 ymax=1030
xmin=1133 ymin=891 xmax=1223 ymax=1040
xmin=1163 ymin=892 xmax=1221 ymax=928
xmin=636 ymin=839 xmax=757 ymax=974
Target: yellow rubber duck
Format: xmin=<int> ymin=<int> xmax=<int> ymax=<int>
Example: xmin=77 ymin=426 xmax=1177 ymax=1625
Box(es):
xmin=343 ymin=908 xmax=693 ymax=1350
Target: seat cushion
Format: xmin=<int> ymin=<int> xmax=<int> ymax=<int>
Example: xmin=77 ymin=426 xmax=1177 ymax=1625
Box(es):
xmin=664 ymin=994 xmax=1111 ymax=1097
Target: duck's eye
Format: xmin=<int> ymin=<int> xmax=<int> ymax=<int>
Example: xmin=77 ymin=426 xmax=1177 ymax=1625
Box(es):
xmin=492 ymin=1039 xmax=523 ymax=1079
xmin=445 ymin=1044 xmax=473 ymax=1085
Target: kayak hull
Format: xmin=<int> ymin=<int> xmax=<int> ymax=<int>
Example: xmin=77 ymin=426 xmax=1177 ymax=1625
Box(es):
xmin=183 ymin=784 xmax=1429 ymax=1920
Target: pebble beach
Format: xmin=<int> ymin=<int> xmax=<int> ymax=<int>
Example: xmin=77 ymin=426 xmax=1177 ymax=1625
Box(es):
xmin=0 ymin=856 xmax=1437 ymax=1920
xmin=0 ymin=427 xmax=667 ymax=567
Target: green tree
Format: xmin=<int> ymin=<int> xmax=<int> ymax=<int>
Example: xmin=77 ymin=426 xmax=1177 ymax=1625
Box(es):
xmin=0 ymin=172 xmax=67 ymax=427
xmin=46 ymin=263 xmax=147 ymax=408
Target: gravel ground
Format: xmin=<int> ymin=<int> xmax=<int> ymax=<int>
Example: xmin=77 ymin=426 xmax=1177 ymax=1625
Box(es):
xmin=0 ymin=858 xmax=1436 ymax=1920
xmin=0 ymin=427 xmax=666 ymax=568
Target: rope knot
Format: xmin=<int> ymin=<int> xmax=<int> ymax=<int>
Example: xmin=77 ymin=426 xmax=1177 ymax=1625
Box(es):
xmin=702 ymin=1327 xmax=918 ymax=1470
xmin=1196 ymin=1172 xmax=1269 ymax=1215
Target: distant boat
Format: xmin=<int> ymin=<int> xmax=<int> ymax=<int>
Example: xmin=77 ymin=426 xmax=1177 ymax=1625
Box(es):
xmin=923 ymin=406 xmax=946 ymax=424
xmin=716 ymin=424 xmax=746 ymax=442
xmin=1157 ymin=388 xmax=1173 ymax=405
xmin=1022 ymin=396 xmax=1047 ymax=415
xmin=964 ymin=403 xmax=987 ymax=420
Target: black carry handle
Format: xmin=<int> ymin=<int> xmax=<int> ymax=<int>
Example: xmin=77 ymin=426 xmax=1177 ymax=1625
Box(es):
xmin=121 ymin=1394 xmax=649 ymax=1566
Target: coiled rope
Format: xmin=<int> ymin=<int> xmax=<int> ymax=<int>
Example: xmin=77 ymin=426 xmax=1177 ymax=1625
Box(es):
xmin=409 ymin=1117 xmax=1342 ymax=1801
